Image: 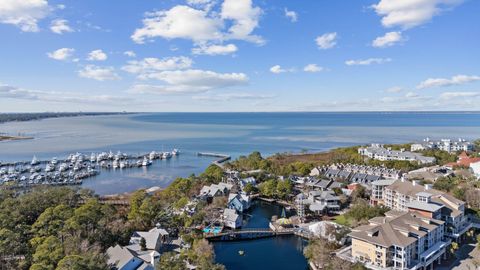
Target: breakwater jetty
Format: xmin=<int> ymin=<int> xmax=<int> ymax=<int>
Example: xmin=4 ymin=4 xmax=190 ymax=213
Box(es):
xmin=197 ymin=152 xmax=231 ymax=168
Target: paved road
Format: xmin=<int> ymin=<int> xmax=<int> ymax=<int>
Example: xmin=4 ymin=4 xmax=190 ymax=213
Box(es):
xmin=438 ymin=244 xmax=479 ymax=270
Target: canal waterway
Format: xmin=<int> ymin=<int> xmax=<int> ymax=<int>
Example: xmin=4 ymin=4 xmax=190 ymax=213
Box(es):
xmin=213 ymin=201 xmax=309 ymax=270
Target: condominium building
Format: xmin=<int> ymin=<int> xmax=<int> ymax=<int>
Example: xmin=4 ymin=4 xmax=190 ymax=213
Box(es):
xmin=370 ymin=179 xmax=471 ymax=241
xmin=411 ymin=138 xmax=474 ymax=153
xmin=358 ymin=144 xmax=436 ymax=164
xmin=350 ymin=210 xmax=447 ymax=270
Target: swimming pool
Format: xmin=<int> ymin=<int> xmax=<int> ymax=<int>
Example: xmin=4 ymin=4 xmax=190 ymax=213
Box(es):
xmin=203 ymin=226 xmax=223 ymax=234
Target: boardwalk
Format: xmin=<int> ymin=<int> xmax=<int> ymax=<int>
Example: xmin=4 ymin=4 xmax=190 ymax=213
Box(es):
xmin=197 ymin=152 xmax=231 ymax=168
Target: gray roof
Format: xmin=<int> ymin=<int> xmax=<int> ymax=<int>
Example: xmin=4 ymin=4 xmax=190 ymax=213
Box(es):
xmin=406 ymin=201 xmax=443 ymax=212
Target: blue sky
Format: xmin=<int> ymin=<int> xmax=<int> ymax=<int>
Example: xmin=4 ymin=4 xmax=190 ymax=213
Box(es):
xmin=0 ymin=0 xmax=479 ymax=112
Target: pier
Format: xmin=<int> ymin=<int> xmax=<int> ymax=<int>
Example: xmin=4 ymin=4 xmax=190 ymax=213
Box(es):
xmin=197 ymin=152 xmax=231 ymax=168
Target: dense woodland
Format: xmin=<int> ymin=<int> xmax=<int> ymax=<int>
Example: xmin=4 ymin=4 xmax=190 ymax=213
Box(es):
xmin=0 ymin=112 xmax=125 ymax=124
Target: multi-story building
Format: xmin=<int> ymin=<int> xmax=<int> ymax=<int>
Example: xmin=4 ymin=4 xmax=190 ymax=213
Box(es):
xmin=411 ymin=138 xmax=474 ymax=153
xmin=358 ymin=144 xmax=436 ymax=164
xmin=349 ymin=210 xmax=448 ymax=270
xmin=371 ymin=179 xmax=471 ymax=242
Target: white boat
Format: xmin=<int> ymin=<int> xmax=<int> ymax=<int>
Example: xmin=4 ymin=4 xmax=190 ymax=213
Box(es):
xmin=108 ymin=151 xmax=114 ymax=160
xmin=136 ymin=160 xmax=142 ymax=167
xmin=51 ymin=157 xmax=58 ymax=165
xmin=45 ymin=163 xmax=54 ymax=172
xmin=90 ymin=153 xmax=96 ymax=163
xmin=31 ymin=156 xmax=39 ymax=165
xmin=120 ymin=161 xmax=126 ymax=169
xmin=172 ymin=149 xmax=179 ymax=156
xmin=149 ymin=151 xmax=157 ymax=160
xmin=162 ymin=152 xmax=172 ymax=159
xmin=142 ymin=157 xmax=151 ymax=167
xmin=113 ymin=160 xmax=119 ymax=169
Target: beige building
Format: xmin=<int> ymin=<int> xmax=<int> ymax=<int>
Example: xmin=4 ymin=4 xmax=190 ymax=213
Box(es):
xmin=371 ymin=179 xmax=471 ymax=241
xmin=350 ymin=210 xmax=447 ymax=270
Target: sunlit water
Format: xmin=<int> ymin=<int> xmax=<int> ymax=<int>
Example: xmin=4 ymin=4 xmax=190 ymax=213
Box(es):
xmin=1 ymin=112 xmax=480 ymax=195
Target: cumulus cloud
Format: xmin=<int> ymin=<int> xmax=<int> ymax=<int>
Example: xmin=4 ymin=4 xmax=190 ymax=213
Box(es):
xmin=124 ymin=51 xmax=136 ymax=57
xmin=78 ymin=65 xmax=120 ymax=81
xmin=372 ymin=31 xmax=403 ymax=48
xmin=47 ymin=48 xmax=75 ymax=61
xmin=122 ymin=56 xmax=193 ymax=75
xmin=315 ymin=32 xmax=337 ymax=49
xmin=192 ymin=43 xmax=238 ymax=55
xmin=417 ymin=74 xmax=480 ymax=89
xmin=372 ymin=0 xmax=464 ymax=29
xmin=303 ymin=64 xmax=323 ymax=73
xmin=439 ymin=91 xmax=480 ymax=99
xmin=129 ymin=69 xmax=248 ymax=94
xmin=87 ymin=49 xmax=108 ymax=61
xmin=0 ymin=83 xmax=130 ymax=104
xmin=270 ymin=65 xmax=286 ymax=74
xmin=284 ymin=8 xmax=297 ymax=22
xmin=50 ymin=19 xmax=74 ymax=34
xmin=0 ymin=0 xmax=51 ymax=32
xmin=345 ymin=58 xmax=392 ymax=66
xmin=132 ymin=0 xmax=263 ymax=46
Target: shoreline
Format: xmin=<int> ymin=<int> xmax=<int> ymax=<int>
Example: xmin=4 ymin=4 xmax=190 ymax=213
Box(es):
xmin=0 ymin=112 xmax=133 ymax=125
xmin=0 ymin=135 xmax=34 ymax=142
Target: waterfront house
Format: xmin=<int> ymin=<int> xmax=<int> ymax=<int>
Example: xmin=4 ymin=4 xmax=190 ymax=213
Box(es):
xmin=240 ymin=176 xmax=257 ymax=189
xmin=227 ymin=193 xmax=252 ymax=213
xmin=348 ymin=210 xmax=447 ymax=270
xmin=223 ymin=208 xmax=242 ymax=229
xmin=370 ymin=179 xmax=471 ymax=241
xmin=307 ymin=190 xmax=341 ymax=214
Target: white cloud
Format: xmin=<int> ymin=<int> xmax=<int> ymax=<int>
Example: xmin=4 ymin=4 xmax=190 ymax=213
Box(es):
xmin=192 ymin=43 xmax=238 ymax=55
xmin=193 ymin=92 xmax=275 ymax=101
xmin=284 ymin=8 xmax=297 ymax=22
xmin=405 ymin=91 xmax=419 ymax=98
xmin=47 ymin=48 xmax=75 ymax=61
xmin=220 ymin=0 xmax=263 ymax=44
xmin=50 ymin=19 xmax=74 ymax=34
xmin=270 ymin=65 xmax=286 ymax=74
xmin=315 ymin=32 xmax=337 ymax=49
xmin=439 ymin=91 xmax=480 ymax=99
xmin=372 ymin=0 xmax=464 ymax=29
xmin=372 ymin=31 xmax=403 ymax=48
xmin=345 ymin=58 xmax=392 ymax=66
xmin=417 ymin=75 xmax=480 ymax=89
xmin=131 ymin=5 xmax=222 ymax=44
xmin=0 ymin=83 xmax=130 ymax=104
xmin=130 ymin=69 xmax=248 ymax=94
xmin=385 ymin=86 xmax=403 ymax=93
xmin=122 ymin=56 xmax=193 ymax=75
xmin=87 ymin=49 xmax=108 ymax=61
xmin=186 ymin=0 xmax=216 ymax=11
xmin=0 ymin=0 xmax=51 ymax=32
xmin=303 ymin=64 xmax=323 ymax=73
xmin=78 ymin=65 xmax=120 ymax=81
xmin=124 ymin=51 xmax=136 ymax=57
xmin=132 ymin=0 xmax=263 ymax=45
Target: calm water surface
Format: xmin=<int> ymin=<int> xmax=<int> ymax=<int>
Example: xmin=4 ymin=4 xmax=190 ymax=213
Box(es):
xmin=1 ymin=112 xmax=480 ymax=194
xmin=213 ymin=201 xmax=308 ymax=270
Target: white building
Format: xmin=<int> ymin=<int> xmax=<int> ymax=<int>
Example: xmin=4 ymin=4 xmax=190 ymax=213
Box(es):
xmin=223 ymin=208 xmax=242 ymax=229
xmin=358 ymin=144 xmax=436 ymax=164
xmin=471 ymin=161 xmax=480 ymax=179
xmin=411 ymin=138 xmax=474 ymax=153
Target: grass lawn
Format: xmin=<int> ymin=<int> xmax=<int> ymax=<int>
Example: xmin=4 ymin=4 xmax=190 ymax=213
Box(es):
xmin=333 ymin=214 xmax=350 ymax=226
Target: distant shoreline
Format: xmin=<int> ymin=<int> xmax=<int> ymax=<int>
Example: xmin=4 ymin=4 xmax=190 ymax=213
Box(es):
xmin=0 ymin=135 xmax=34 ymax=142
xmin=0 ymin=112 xmax=133 ymax=124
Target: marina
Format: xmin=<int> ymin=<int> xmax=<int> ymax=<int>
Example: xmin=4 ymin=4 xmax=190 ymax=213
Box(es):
xmin=0 ymin=149 xmax=179 ymax=188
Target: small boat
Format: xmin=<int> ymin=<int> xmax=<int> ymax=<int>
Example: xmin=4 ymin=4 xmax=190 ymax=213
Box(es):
xmin=238 ymin=250 xmax=245 ymax=256
xmin=31 ymin=156 xmax=39 ymax=166
xmin=172 ymin=149 xmax=179 ymax=156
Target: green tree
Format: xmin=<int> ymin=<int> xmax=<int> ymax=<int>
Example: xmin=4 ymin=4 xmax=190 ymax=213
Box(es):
xmin=258 ymin=179 xmax=277 ymax=198
xmin=56 ymin=254 xmax=107 ymax=270
xmin=276 ymin=180 xmax=292 ymax=200
xmin=201 ymin=165 xmax=224 ymax=183
xmin=31 ymin=236 xmax=64 ymax=270
xmin=157 ymin=252 xmax=186 ymax=270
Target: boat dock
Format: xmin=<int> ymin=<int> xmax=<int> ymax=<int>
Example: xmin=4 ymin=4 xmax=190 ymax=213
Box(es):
xmin=197 ymin=152 xmax=231 ymax=168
